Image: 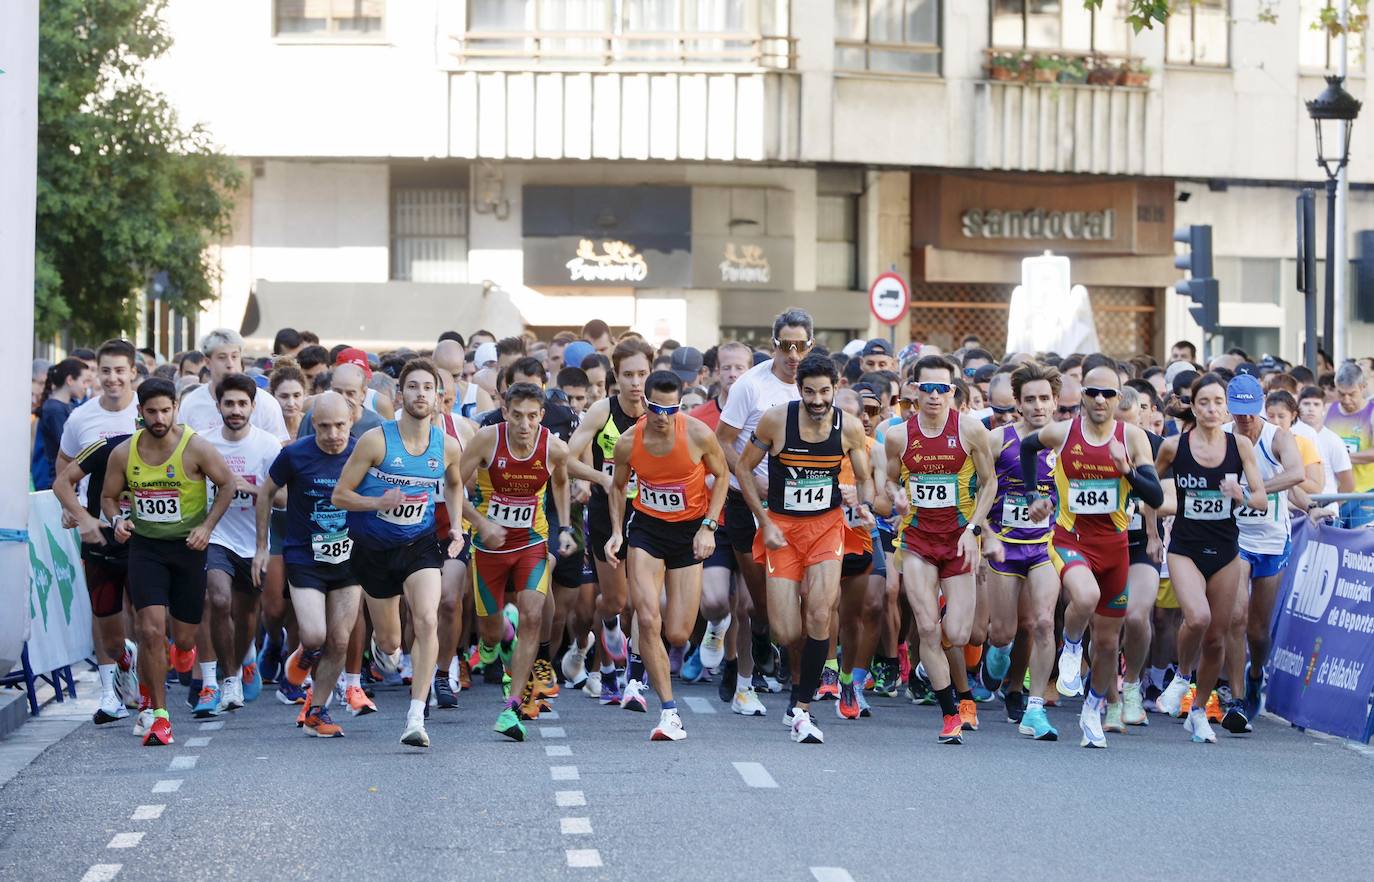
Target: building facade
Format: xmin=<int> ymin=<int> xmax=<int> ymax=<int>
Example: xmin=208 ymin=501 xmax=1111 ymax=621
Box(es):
xmin=148 ymin=0 xmax=1374 ymax=360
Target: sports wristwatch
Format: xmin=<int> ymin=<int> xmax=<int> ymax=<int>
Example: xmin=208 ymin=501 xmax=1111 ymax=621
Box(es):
xmin=702 ymin=518 xmax=719 ymax=532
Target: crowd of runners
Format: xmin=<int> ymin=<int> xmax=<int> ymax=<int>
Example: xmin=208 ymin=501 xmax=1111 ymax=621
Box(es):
xmin=37 ymin=309 xmax=1374 ymax=748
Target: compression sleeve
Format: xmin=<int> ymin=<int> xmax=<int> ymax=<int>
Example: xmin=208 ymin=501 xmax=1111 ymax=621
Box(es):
xmin=1125 ymin=465 xmax=1164 ymax=509
xmin=1019 ymin=431 xmax=1046 ymax=495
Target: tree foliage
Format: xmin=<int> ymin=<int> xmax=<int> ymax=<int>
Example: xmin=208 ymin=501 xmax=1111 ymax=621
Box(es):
xmin=36 ymin=0 xmax=240 ymax=341
xmin=1087 ymin=0 xmax=1370 ymax=35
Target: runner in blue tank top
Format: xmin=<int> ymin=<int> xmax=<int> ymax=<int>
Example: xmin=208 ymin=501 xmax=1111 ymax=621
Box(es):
xmin=333 ymin=358 xmax=469 ymax=750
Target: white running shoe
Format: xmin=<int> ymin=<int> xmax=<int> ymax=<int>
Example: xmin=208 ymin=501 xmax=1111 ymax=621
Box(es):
xmin=93 ymin=694 xmax=129 ymax=725
xmin=132 ymin=708 xmax=154 ymax=738
xmin=1184 ymin=708 xmax=1217 ymax=743
xmin=399 ymin=653 xmax=414 ymax=684
xmin=651 ymin=709 xmax=686 ymax=742
xmin=731 ymin=686 xmax=767 ymax=716
xmin=582 ymin=670 xmax=602 ymax=698
xmin=1157 ymin=675 xmax=1191 ymax=718
xmin=602 ymin=619 xmax=627 ymax=665
xmin=620 ymin=679 xmax=649 ymax=712
xmin=1079 ymin=701 xmax=1107 ymax=748
xmin=1056 ymin=641 xmax=1084 ymax=697
xmin=400 ymin=715 xmax=430 ymax=748
xmin=370 ymin=636 xmax=403 ymax=675
xmin=561 ymin=640 xmax=588 ymax=687
xmin=448 ymin=656 xmax=462 ymax=695
xmin=220 ymin=676 xmax=245 ymax=712
xmin=782 ymin=707 xmax=796 ymax=728
xmin=1122 ymin=681 xmax=1149 ymax=726
xmin=115 ymin=640 xmax=139 ymax=709
xmin=699 ymin=614 xmax=731 ymax=670
xmin=790 ymin=709 xmax=824 ymax=744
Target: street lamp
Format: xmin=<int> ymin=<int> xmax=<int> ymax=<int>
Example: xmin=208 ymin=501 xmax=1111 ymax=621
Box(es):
xmin=1306 ymin=75 xmax=1361 ymax=361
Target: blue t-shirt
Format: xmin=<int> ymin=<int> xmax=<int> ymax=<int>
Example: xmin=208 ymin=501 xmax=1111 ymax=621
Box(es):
xmin=268 ymin=436 xmax=357 ymax=568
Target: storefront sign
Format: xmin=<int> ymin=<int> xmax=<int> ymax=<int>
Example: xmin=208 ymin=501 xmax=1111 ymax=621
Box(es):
xmin=566 ymin=239 xmax=649 ymax=283
xmin=720 ymin=243 xmax=770 ymax=284
xmin=690 ymin=235 xmax=793 ymax=291
xmin=960 ymin=208 xmax=1116 ymax=242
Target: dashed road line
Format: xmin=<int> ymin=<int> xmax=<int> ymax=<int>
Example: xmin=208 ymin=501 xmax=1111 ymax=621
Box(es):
xmin=550 ymin=765 xmax=579 ymax=781
xmin=732 ymin=761 xmax=778 ymax=789
xmin=168 ymin=755 xmax=198 ymax=771
xmin=566 ymin=849 xmax=603 ymax=868
xmin=185 ymin=737 xmax=211 ymax=748
xmin=810 ymin=868 xmax=854 ymax=882
xmin=79 ymin=865 xmax=122 ymax=882
xmin=560 ymin=817 xmax=592 ymax=835
xmin=130 ymin=805 xmax=165 ymax=821
xmin=541 ymin=710 xmax=560 ymax=720
xmin=106 ymin=833 xmax=144 ymax=849
xmin=151 ymin=779 xmax=182 ymax=794
xmin=555 ymin=790 xmax=586 ymax=807
xmin=683 ymin=696 xmax=715 ymax=714
xmin=539 ymin=726 xmax=566 ymax=739
xmin=545 ymin=745 xmax=572 ymax=757
xmin=198 ymin=721 xmax=224 ymax=731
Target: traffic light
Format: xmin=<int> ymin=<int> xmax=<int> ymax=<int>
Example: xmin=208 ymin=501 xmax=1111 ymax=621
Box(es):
xmin=1174 ymin=224 xmax=1218 ymax=333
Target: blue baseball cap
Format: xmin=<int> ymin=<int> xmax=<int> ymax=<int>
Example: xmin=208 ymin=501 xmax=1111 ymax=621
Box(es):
xmin=1227 ymin=374 xmax=1264 ymax=416
xmin=562 ymin=340 xmax=596 ymax=371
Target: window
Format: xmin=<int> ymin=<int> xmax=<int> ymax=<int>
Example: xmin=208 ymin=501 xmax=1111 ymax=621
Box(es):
xmin=1299 ymin=1 xmax=1365 ymax=70
xmin=1165 ymin=0 xmax=1228 ymax=66
xmin=835 ymin=0 xmax=940 ymax=75
xmin=275 ymin=0 xmax=384 ymax=39
xmin=391 ymin=169 xmax=468 ymax=283
xmin=990 ymin=0 xmax=1128 ymax=53
xmin=816 ymin=194 xmax=859 ymax=290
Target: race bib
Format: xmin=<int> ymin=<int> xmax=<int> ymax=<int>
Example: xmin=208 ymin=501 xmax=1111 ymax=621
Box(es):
xmin=134 ymin=488 xmax=181 ymax=523
xmin=638 ymin=481 xmax=686 ymax=514
xmin=1235 ymin=492 xmax=1280 ymax=526
xmin=312 ymin=530 xmax=352 ymax=564
xmin=1001 ymin=493 xmax=1049 ymax=529
xmin=784 ymin=476 xmax=832 ymax=512
xmin=909 ymin=473 xmax=956 ymax=509
xmin=1342 ymin=434 xmax=1361 ymax=454
xmin=378 ymin=491 xmax=429 ymax=526
xmin=486 ymin=494 xmax=537 ymax=529
xmin=1066 ymin=479 xmax=1119 ymax=515
xmin=217 ymin=475 xmax=257 ymax=510
xmin=1128 ymin=503 xmax=1144 ymax=532
xmin=601 ymin=461 xmax=638 ymax=496
xmin=1183 ymin=490 xmax=1231 ymax=521
xmin=843 ymin=504 xmax=865 ymax=528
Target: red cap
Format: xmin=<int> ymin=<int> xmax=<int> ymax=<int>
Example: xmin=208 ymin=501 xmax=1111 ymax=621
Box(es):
xmin=335 ymin=347 xmax=373 ymax=379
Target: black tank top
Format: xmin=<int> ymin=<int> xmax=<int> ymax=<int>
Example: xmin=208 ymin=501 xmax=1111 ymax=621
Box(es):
xmin=766 ymin=402 xmax=844 ymax=517
xmin=588 ymin=396 xmax=638 ymax=520
xmin=1170 ymin=430 xmax=1241 ymax=549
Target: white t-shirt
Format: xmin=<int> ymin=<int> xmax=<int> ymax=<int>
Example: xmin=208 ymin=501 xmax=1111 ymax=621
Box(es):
xmin=1309 ymin=423 xmax=1353 ymax=495
xmin=719 ymin=359 xmax=800 ymax=491
xmin=58 ymin=396 xmax=139 ymax=506
xmin=179 ymin=382 xmax=289 ymax=443
xmin=205 ymin=425 xmax=281 ymax=558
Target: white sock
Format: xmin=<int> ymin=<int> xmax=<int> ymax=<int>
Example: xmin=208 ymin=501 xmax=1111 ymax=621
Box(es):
xmin=243 ymin=640 xmax=257 ymax=665
xmin=1027 ymin=695 xmax=1045 ymax=710
xmin=346 ymin=672 xmax=361 ymax=689
xmin=324 ymin=688 xmax=335 ymax=709
xmin=98 ymin=663 xmax=116 ymax=700
xmin=408 ymin=698 xmax=425 ymax=719
xmin=200 ymin=661 xmax=218 ymax=689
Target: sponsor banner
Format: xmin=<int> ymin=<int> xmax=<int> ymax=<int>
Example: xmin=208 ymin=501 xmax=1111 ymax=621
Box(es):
xmin=26 ymin=491 xmax=94 ymax=673
xmin=1267 ymin=518 xmax=1374 ymax=741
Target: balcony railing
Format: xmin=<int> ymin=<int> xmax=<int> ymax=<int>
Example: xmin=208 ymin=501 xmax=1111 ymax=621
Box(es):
xmin=447 ymin=30 xmax=796 ymax=72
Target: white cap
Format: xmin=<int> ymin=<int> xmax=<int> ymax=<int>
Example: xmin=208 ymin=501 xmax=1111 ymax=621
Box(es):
xmin=475 ymin=342 xmax=498 ymax=367
xmin=843 ymin=339 xmax=866 ymax=358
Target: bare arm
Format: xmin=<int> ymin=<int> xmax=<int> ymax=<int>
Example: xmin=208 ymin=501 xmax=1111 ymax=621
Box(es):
xmin=1263 ymin=429 xmax=1305 ymax=494
xmin=53 ymin=456 xmax=100 ymax=541
xmin=549 ymin=438 xmax=575 ymax=557
xmin=606 ymin=430 xmax=635 ymax=545
xmin=331 ymin=428 xmax=397 ymax=512
xmin=961 ymin=416 xmax=999 ymax=530
xmin=442 ymin=434 xmax=467 ymax=544
xmin=566 ymin=399 xmax=610 ymax=461
xmin=252 ymin=474 xmax=283 ymax=585
xmin=734 ymin=410 xmax=777 ymax=527
xmin=1233 ymin=435 xmax=1269 ymax=512
xmin=692 ymin=420 xmax=729 ymax=525
xmin=100 ymin=442 xmax=131 ymax=541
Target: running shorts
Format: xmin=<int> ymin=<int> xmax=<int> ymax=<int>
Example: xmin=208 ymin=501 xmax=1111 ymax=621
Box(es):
xmin=1156 ymin=577 xmax=1180 ymax=610
xmin=286 ymin=560 xmax=357 ymax=593
xmin=987 ymin=540 xmax=1052 ymax=580
xmin=351 ymin=534 xmax=444 ymax=600
xmin=551 ymin=543 xmax=584 ymax=589
xmin=703 ymin=535 xmax=737 ymax=571
xmin=268 ymin=508 xmax=287 ymax=556
xmin=1168 ymin=539 xmax=1238 ymax=582
xmin=128 ymin=535 xmax=208 ymax=624
xmin=841 ymin=551 xmax=873 ymax=579
xmin=588 ymin=520 xmax=629 ymax=564
xmin=581 ymin=552 xmax=597 ymax=585
xmin=1240 ymin=540 xmax=1291 ymax=580
xmin=1048 ymin=529 xmax=1128 ymax=618
xmin=84 ymin=557 xmax=126 ymax=618
xmin=1129 ymin=542 xmax=1161 ymax=572
xmin=473 ymin=543 xmax=550 ymax=617
xmin=751 ymin=507 xmax=850 ymax=583
xmin=628 ymin=510 xmax=705 ymax=570
xmin=206 ymin=544 xmax=257 ymax=594
xmin=897 ymin=526 xmax=972 ymax=580
xmin=723 ymin=489 xmax=757 ymax=555
xmin=437 ymin=533 xmax=472 ymax=566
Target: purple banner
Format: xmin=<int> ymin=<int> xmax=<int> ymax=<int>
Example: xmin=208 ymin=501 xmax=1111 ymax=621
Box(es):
xmin=1267 ymin=518 xmax=1374 ymax=741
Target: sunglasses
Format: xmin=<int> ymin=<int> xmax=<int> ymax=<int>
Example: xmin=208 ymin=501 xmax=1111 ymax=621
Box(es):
xmin=773 ymin=338 xmax=814 ymax=355
xmin=1056 ymin=404 xmax=1081 ymax=415
xmin=1083 ymin=387 xmax=1120 ymax=400
xmin=646 ymin=401 xmax=681 ymax=416
xmin=917 ymin=383 xmax=953 ymax=395
xmin=862 ymin=404 xmax=882 ymax=416
xmin=1176 ymin=394 xmax=1192 ymax=405
xmin=962 ymin=367 xmax=979 ymax=377
xmin=899 ymin=398 xmax=919 ymax=409
xmin=990 ymin=404 xmax=1017 ymax=414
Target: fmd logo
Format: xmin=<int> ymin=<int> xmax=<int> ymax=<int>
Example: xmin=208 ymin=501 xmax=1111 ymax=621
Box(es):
xmin=1286 ymin=540 xmax=1339 ymax=623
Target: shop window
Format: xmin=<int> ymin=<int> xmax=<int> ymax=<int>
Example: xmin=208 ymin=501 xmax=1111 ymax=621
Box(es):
xmin=1165 ymin=0 xmax=1229 ymax=67
xmin=1299 ymin=1 xmax=1365 ymax=71
xmin=391 ymin=174 xmax=468 ymax=283
xmin=275 ymin=0 xmax=385 ymax=39
xmin=990 ymin=0 xmax=1128 ymax=54
xmin=817 ymin=194 xmax=859 ymax=290
xmin=835 ymin=0 xmax=941 ymax=75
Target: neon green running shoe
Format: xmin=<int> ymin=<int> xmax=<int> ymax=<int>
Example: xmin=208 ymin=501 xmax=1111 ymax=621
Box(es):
xmin=501 ymin=672 xmax=512 ymax=700
xmin=477 ymin=641 xmax=499 ymax=666
xmin=494 ymin=706 xmax=526 ymax=742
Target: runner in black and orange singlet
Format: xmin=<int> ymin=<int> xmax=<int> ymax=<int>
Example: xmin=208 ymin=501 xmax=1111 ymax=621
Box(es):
xmin=1020 ymin=363 xmax=1163 ymax=748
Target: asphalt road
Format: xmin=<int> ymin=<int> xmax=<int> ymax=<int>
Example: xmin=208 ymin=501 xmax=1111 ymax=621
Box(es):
xmin=1 ymin=672 xmax=1371 ymax=882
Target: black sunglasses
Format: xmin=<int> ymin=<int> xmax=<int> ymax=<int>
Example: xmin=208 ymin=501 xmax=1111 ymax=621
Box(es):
xmin=990 ymin=404 xmax=1017 ymax=414
xmin=1056 ymin=404 xmax=1081 ymax=415
xmin=1083 ymin=387 xmax=1120 ymax=400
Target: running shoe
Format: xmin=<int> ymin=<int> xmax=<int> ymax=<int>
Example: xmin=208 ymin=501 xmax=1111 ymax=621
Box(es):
xmin=346 ymin=685 xmax=377 ymax=716
xmin=495 ymin=706 xmax=526 ymax=742
xmin=907 ymin=669 xmax=936 ymax=706
xmin=518 ymin=691 xmax=545 ymax=721
xmin=968 ymin=676 xmax=993 ymax=703
xmin=731 ymin=686 xmax=767 ymax=716
xmin=1122 ymin=681 xmax=1149 ymax=726
xmin=561 ymin=642 xmax=588 ymax=688
xmin=184 ymin=679 xmax=201 ymax=709
xmin=433 ymin=672 xmax=458 ymax=709
xmin=938 ymin=714 xmax=963 ymax=744
xmin=276 ymin=680 xmax=308 ymax=705
xmin=837 ymin=680 xmax=861 ymax=720
xmin=132 ymin=707 xmax=154 ymax=738
xmin=1221 ymin=698 xmax=1251 ymax=735
xmin=1205 ymin=690 xmax=1223 ymax=724
xmin=856 ymin=688 xmax=871 ymax=717
xmin=241 ymin=662 xmax=261 ymax=703
xmin=1056 ymin=641 xmax=1084 ymax=697
xmin=169 ymin=644 xmax=196 ymax=686
xmin=958 ymin=698 xmax=979 ymax=731
xmin=1180 ymin=686 xmax=1196 ymax=716
xmin=400 ymin=715 xmax=430 ymax=748
xmin=752 ymin=671 xmax=783 ymax=694
xmin=599 ymin=675 xmax=622 ymax=706
xmin=717 ymin=663 xmax=738 ymax=704
xmin=258 ymin=638 xmax=282 ymax=685
xmin=400 ymin=653 xmax=413 ymax=685
xmin=1184 ymin=707 xmax=1217 ymax=743
xmin=983 ymin=643 xmax=1012 ymax=689
xmin=1241 ymin=673 xmax=1263 ymax=723
xmin=1078 ymin=703 xmax=1107 ymax=748
xmin=143 ymin=714 xmax=173 ymax=747
xmin=668 ymin=644 xmax=686 ymax=678
xmin=501 ymin=672 xmax=513 ymax=700
xmin=699 ymin=614 xmax=730 ymax=669
xmin=815 ymin=667 xmax=840 ymax=701
xmin=1143 ymin=681 xmax=1163 ymax=713
xmin=370 ymin=636 xmax=403 ymax=676
xmin=1018 ymin=706 xmax=1058 ymax=741
xmin=532 ymin=659 xmax=560 ymax=698
xmin=219 ymin=676 xmax=244 ymax=712
xmin=193 ymin=684 xmax=222 ymax=718
xmin=871 ymin=661 xmax=898 ymax=698
xmin=1104 ymin=701 xmax=1126 ymax=734
xmin=1003 ymin=690 xmax=1026 ymax=724
xmin=458 ymin=656 xmax=472 ymax=691
xmin=680 ymin=645 xmax=705 ymax=683
xmin=304 ymin=705 xmax=344 ymax=738
xmin=790 ymin=709 xmax=823 ymax=744
xmin=583 ymin=670 xmax=603 ymax=699
xmin=751 ymin=631 xmax=775 ymax=676
xmin=1156 ymin=675 xmax=1191 ymax=718
xmin=620 ymin=679 xmax=649 ymax=713
xmin=296 ymin=688 xmax=313 ymax=727
xmin=601 ymin=618 xmax=627 ymax=665
xmin=93 ymin=695 xmax=129 ymax=725
xmin=651 ymin=708 xmax=687 ymax=742
xmin=115 ymin=640 xmax=139 ymax=708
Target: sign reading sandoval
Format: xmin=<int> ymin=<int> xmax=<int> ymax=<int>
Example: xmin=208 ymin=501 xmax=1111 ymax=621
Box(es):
xmin=960 ymin=208 xmax=1116 ymax=242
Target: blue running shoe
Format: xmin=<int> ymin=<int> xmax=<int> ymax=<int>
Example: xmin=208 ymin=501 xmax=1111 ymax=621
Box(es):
xmin=856 ymin=687 xmax=872 ymax=717
xmin=192 ymin=684 xmax=222 ymax=718
xmin=258 ymin=636 xmax=283 ymax=685
xmin=968 ymin=675 xmax=994 ymax=703
xmin=276 ymin=680 xmax=308 ymax=705
xmin=680 ymin=645 xmax=705 ymax=683
xmin=599 ymin=674 xmax=622 ymax=706
xmin=1018 ymin=705 xmax=1058 ymax=741
xmin=242 ymin=662 xmax=262 ymax=703
xmin=984 ymin=644 xmax=1012 ymax=690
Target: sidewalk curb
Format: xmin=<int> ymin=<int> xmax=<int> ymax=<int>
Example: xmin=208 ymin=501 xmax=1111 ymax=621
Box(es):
xmin=0 ymin=690 xmax=27 ymax=740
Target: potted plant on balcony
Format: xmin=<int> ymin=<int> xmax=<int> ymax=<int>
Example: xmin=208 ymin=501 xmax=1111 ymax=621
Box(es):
xmin=1058 ymin=57 xmax=1088 ymax=84
xmin=987 ymin=51 xmax=1022 ymax=81
xmin=1031 ymin=54 xmax=1062 ymax=83
xmin=1120 ymin=60 xmax=1152 ymax=87
xmin=1086 ymin=55 xmax=1123 ymax=86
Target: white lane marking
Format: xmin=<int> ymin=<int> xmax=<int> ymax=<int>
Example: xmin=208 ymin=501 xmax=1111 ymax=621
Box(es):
xmin=542 ymin=710 xmax=560 ymax=720
xmin=151 ymin=779 xmax=182 ymax=794
xmin=79 ymin=865 xmax=122 ymax=882
xmin=732 ymin=761 xmax=778 ymax=789
xmin=184 ymin=737 xmax=211 ymax=748
xmin=198 ymin=721 xmax=224 ymax=731
xmin=560 ymin=817 xmax=593 ymax=835
xmin=539 ymin=726 xmax=566 ymax=739
xmin=810 ymin=869 xmax=855 ymax=882
xmin=550 ymin=765 xmax=580 ymax=781
xmin=168 ymin=755 xmax=198 ymax=771
xmin=566 ymin=849 xmax=602 ymax=868
xmin=684 ymin=696 xmax=716 ymax=714
xmin=545 ymin=745 xmax=572 ymax=757
xmin=130 ymin=805 xmax=165 ymax=821
xmin=106 ymin=833 xmax=144 ymax=849
xmin=555 ymin=790 xmax=586 ymax=807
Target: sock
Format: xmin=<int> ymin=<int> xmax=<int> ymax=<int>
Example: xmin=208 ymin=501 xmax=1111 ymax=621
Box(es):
xmin=798 ymin=637 xmax=828 ymax=709
xmin=1027 ymin=695 xmax=1045 ymax=710
xmin=838 ymin=670 xmax=853 ymax=686
xmin=661 ymin=699 xmax=676 ymax=711
xmin=963 ymin=644 xmax=983 ymax=669
xmin=852 ymin=666 xmax=868 ymax=689
xmin=1063 ymin=633 xmax=1083 ymax=650
xmin=823 ymin=658 xmax=839 ymax=673
xmin=935 ymin=685 xmax=958 ymax=716
xmin=153 ymin=708 xmax=169 ymax=721
xmin=1085 ymin=688 xmax=1106 ymax=712
xmin=600 ymin=663 xmax=615 ymax=676
xmin=504 ymin=696 xmax=520 ymax=711
xmin=346 ymin=673 xmax=361 ymax=689
xmin=408 ymin=698 xmax=425 ymax=719
xmin=243 ymin=640 xmax=256 ymax=665
xmin=627 ymin=650 xmax=645 ymax=683
xmin=538 ymin=641 xmax=552 ymax=663
xmin=956 ymin=689 xmax=973 ymax=703
xmin=603 ymin=615 xmax=620 ymax=632
xmin=1147 ymin=665 xmax=1166 ymax=689
xmin=200 ymin=662 xmax=218 ymax=689
xmin=98 ymin=664 xmax=117 ymax=699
